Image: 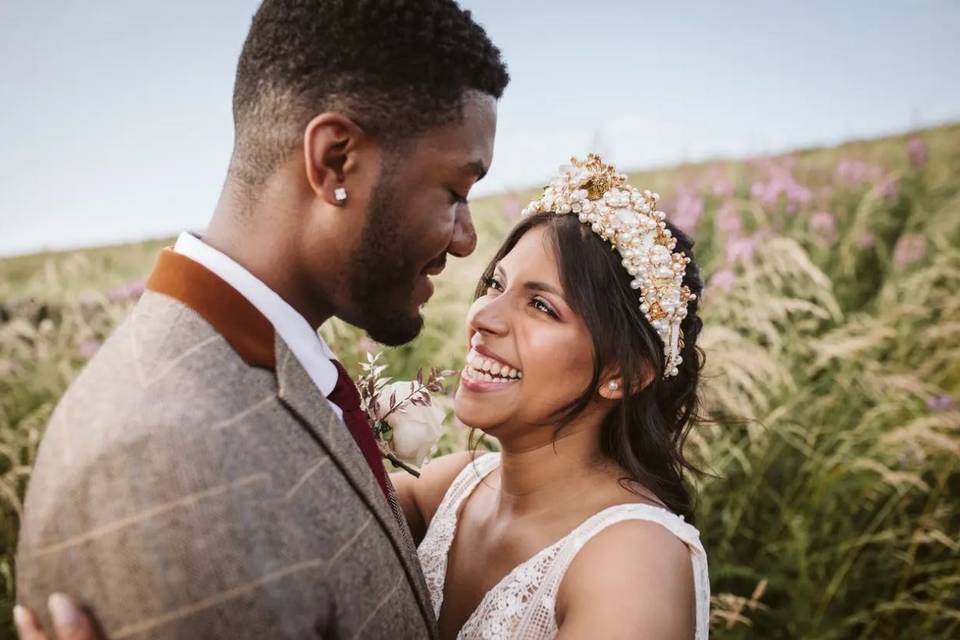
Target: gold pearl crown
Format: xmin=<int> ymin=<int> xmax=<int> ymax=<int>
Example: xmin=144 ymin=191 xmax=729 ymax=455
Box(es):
xmin=521 ymin=154 xmax=695 ymax=378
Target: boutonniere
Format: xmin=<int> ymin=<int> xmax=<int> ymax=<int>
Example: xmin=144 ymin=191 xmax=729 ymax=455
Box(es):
xmin=357 ymin=351 xmax=455 ymax=477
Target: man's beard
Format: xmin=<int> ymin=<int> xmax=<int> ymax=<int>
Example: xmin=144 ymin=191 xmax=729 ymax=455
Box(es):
xmin=347 ymin=175 xmax=425 ymax=346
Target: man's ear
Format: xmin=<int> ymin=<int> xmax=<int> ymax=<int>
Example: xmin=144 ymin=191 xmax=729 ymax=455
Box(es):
xmin=303 ymin=112 xmax=367 ymax=206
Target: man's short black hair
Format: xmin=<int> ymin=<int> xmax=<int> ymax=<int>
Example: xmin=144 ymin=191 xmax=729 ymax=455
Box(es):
xmin=231 ymin=0 xmax=510 ymax=190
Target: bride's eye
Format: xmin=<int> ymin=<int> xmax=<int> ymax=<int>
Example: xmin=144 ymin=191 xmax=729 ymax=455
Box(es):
xmin=531 ymin=297 xmax=558 ymax=319
xmin=483 ymin=275 xmax=504 ymax=293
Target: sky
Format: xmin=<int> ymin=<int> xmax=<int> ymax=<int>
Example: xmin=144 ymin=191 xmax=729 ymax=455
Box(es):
xmin=2 ymin=1 xmax=959 ymax=256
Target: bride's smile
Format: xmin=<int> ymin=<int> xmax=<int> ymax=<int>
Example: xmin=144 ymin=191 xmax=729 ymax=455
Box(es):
xmin=454 ymin=225 xmax=601 ymax=439
xmin=462 ymin=347 xmax=523 ymax=384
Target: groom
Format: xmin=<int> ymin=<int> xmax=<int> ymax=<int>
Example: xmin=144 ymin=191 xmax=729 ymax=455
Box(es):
xmin=14 ymin=1 xmax=507 ymax=638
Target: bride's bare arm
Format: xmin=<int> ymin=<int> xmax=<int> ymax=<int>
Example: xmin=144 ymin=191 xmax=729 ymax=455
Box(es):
xmin=389 ymin=451 xmax=480 ymax=544
xmin=554 ymin=520 xmax=696 ymax=639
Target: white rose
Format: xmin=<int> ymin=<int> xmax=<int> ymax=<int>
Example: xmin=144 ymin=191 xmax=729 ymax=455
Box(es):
xmin=373 ymin=381 xmax=445 ymax=467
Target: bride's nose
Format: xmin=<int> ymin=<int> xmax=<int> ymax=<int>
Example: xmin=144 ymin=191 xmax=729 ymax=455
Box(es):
xmin=467 ymin=294 xmax=509 ymax=338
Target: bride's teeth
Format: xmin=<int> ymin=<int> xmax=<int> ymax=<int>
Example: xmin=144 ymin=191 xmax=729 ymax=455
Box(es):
xmin=464 ymin=350 xmax=524 ymax=383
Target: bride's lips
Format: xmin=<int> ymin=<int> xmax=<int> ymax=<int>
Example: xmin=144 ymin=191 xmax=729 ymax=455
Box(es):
xmin=459 ymin=345 xmax=522 ymax=393
xmin=460 ymin=369 xmax=518 ymax=393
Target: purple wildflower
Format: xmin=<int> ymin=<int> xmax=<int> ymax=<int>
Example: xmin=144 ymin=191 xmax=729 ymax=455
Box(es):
xmin=926 ymin=395 xmax=956 ymax=412
xmin=879 ymin=175 xmax=899 ymax=201
xmin=670 ymin=187 xmax=705 ymax=235
xmin=715 ymin=202 xmax=742 ymax=235
xmin=107 ymin=279 xmax=146 ymax=304
xmin=893 ymin=234 xmax=926 ymax=267
xmin=749 ymin=161 xmax=811 ymax=213
xmin=809 ymin=211 xmax=837 ymax=242
xmin=708 ymin=269 xmax=737 ymax=291
xmin=836 ymin=159 xmax=887 ymax=187
xmin=725 ymin=235 xmax=758 ymax=264
xmin=907 ymin=136 xmax=927 ymax=168
xmin=710 ymin=175 xmax=735 ymax=198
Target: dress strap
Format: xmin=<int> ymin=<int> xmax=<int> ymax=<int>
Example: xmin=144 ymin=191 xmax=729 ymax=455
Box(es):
xmin=515 ymin=503 xmax=711 ymax=640
xmin=432 ymin=452 xmax=501 ymax=521
xmin=417 ymin=452 xmax=501 ymax=618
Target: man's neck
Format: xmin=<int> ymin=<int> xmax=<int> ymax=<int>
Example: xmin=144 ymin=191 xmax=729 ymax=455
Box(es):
xmin=203 ymin=181 xmax=334 ymax=330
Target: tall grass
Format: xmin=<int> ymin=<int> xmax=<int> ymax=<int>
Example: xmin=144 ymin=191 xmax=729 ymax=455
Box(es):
xmin=1 ymin=124 xmax=958 ymax=638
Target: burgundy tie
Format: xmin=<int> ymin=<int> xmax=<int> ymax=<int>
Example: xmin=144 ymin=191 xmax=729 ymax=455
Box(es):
xmin=327 ymin=359 xmax=390 ymax=500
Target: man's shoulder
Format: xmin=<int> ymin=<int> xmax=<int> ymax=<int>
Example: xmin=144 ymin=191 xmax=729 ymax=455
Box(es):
xmin=71 ymin=291 xmax=275 ymax=405
xmin=31 ymin=291 xmax=284 ymax=486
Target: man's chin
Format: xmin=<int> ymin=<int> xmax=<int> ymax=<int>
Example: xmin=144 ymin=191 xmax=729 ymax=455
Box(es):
xmin=364 ymin=311 xmax=424 ymax=346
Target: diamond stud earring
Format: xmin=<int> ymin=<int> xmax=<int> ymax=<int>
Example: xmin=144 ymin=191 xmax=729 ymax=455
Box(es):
xmin=607 ymin=381 xmax=620 ymax=391
xmin=334 ymin=187 xmax=347 ymax=202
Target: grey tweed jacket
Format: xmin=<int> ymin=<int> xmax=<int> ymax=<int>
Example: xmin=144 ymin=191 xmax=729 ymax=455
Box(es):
xmin=16 ymin=286 xmax=436 ymax=639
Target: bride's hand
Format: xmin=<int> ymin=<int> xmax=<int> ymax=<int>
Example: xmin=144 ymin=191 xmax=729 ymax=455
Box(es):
xmin=14 ymin=594 xmax=105 ymax=640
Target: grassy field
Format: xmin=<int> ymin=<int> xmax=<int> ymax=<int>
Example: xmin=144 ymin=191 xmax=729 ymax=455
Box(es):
xmin=2 ymin=124 xmax=959 ymax=638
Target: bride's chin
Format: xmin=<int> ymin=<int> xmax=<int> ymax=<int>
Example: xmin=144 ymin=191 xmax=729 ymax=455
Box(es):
xmin=453 ymin=401 xmax=504 ymax=435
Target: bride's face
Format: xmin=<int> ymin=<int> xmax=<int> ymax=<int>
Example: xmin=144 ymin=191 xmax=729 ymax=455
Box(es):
xmin=454 ymin=225 xmax=599 ymax=440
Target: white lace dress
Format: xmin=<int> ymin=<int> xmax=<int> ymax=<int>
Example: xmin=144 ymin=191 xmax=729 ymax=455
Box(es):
xmin=418 ymin=453 xmax=710 ymax=639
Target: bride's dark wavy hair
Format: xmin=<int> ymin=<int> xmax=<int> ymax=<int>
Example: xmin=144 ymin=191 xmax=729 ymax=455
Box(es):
xmin=474 ymin=213 xmax=706 ymax=523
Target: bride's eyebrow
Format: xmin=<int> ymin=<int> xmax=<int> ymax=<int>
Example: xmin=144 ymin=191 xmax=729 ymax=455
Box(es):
xmin=496 ymin=265 xmax=566 ymax=300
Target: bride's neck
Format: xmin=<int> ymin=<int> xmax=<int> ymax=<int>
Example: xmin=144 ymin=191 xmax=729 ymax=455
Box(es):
xmin=494 ymin=422 xmax=611 ymax=516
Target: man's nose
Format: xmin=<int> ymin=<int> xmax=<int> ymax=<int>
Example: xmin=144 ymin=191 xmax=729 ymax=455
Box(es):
xmin=448 ymin=206 xmax=478 ymax=258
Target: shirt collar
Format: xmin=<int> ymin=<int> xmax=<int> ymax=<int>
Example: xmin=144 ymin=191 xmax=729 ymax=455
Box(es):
xmin=173 ymin=232 xmax=339 ymax=397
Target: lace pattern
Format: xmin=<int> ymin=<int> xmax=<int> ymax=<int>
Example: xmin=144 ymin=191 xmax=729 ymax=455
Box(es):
xmin=417 ymin=453 xmax=710 ymax=639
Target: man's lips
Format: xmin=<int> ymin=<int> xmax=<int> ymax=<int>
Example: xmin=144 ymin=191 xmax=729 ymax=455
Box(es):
xmin=421 ymin=256 xmax=446 ymax=277
xmin=415 ymin=274 xmax=435 ymax=307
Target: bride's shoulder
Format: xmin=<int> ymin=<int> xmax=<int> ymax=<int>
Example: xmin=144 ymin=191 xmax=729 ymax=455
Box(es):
xmin=413 ymin=450 xmax=492 ymax=523
xmin=555 ymin=512 xmax=696 ymax=638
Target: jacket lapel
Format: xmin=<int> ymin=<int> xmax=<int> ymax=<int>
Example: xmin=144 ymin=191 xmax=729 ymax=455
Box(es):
xmin=274 ymin=337 xmax=437 ymax=635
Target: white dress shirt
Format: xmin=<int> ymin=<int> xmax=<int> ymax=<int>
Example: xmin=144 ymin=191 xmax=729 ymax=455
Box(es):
xmin=173 ymin=232 xmax=343 ymax=419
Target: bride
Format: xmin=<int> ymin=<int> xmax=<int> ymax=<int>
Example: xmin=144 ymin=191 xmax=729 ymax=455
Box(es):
xmin=391 ymin=155 xmax=710 ymax=639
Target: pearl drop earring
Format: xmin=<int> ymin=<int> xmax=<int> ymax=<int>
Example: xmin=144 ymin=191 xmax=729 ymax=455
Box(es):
xmin=334 ymin=187 xmax=347 ymax=202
